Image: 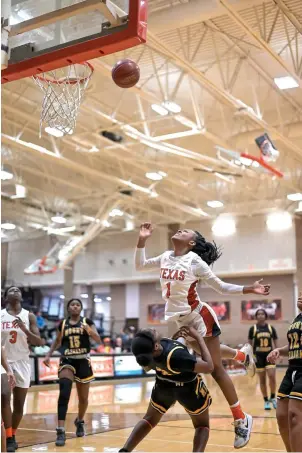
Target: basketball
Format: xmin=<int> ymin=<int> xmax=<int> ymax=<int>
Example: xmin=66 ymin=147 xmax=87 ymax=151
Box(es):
xmin=111 ymin=59 xmax=140 ymax=88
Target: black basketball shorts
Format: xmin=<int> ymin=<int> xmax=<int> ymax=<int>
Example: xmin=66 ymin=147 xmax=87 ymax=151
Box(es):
xmin=278 ymin=367 xmax=302 ymax=401
xmin=151 ymin=376 xmax=212 ymax=416
xmin=255 ymin=353 xmax=276 ymax=372
xmin=58 ymin=356 xmax=94 ymax=383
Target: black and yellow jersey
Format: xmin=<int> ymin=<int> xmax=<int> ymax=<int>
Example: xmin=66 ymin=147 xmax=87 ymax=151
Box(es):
xmin=59 ymin=317 xmax=94 ymax=357
xmin=248 ymin=323 xmax=277 ymax=354
xmin=287 ymin=313 xmax=302 ymax=367
xmin=152 ymin=338 xmax=197 ymax=383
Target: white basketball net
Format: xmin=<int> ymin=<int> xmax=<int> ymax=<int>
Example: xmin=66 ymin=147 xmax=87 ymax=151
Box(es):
xmin=33 ymin=63 xmax=93 ymax=137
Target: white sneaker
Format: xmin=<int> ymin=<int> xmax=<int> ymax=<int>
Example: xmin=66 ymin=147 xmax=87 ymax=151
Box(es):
xmin=233 ymin=413 xmax=253 ymax=449
xmin=240 ymin=343 xmax=256 ymax=377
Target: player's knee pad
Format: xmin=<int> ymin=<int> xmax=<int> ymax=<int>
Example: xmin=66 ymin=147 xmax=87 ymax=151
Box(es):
xmin=58 ymin=378 xmax=73 ymax=420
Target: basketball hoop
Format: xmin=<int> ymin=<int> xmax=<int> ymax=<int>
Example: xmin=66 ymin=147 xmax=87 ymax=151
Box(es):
xmin=33 ymin=62 xmax=94 ymax=137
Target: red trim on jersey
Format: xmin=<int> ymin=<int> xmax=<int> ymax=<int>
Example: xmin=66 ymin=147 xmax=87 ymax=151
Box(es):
xmin=199 ymin=305 xmax=215 ymax=336
xmin=187 ymin=280 xmax=199 ymax=311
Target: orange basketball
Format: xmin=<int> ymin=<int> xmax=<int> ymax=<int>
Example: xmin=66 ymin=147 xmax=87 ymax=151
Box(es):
xmin=112 ymin=59 xmax=140 ymax=88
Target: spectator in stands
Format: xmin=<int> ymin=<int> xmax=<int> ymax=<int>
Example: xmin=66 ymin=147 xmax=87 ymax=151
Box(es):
xmin=33 ymin=338 xmax=50 ymax=356
xmin=36 ymin=312 xmax=46 ymax=331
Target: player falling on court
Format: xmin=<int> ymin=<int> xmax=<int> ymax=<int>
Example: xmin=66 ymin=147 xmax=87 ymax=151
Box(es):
xmin=248 ymin=308 xmax=278 ymax=410
xmin=119 ymin=326 xmax=214 ymax=453
xmin=44 ymin=298 xmax=101 ymax=447
xmin=267 ymin=292 xmax=302 ymax=453
xmin=135 ymin=223 xmax=270 ymax=448
xmin=1 ymin=286 xmax=42 ymax=452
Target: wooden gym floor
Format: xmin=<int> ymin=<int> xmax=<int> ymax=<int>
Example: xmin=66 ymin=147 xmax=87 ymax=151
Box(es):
xmin=18 ymin=370 xmax=286 ymax=452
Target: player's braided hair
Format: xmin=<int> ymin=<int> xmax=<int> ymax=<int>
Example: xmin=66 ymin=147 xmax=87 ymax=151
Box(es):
xmin=191 ymin=231 xmax=222 ymax=266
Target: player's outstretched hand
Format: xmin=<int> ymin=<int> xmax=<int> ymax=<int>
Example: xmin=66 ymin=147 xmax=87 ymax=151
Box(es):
xmin=139 ymin=223 xmax=154 ymax=240
xmin=267 ymin=348 xmax=280 ymax=364
xmin=252 ymin=279 xmax=270 ymax=295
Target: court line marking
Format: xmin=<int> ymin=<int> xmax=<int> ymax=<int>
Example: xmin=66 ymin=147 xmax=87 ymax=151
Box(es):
xmin=18 ymin=428 xmax=74 ymax=434
xmin=100 ymin=433 xmax=285 ymax=451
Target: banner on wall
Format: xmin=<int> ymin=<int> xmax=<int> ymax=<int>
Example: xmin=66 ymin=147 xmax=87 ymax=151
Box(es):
xmin=147 ymin=304 xmax=166 ymax=325
xmin=114 ymin=355 xmax=143 ymax=376
xmin=241 ymin=299 xmax=282 ymax=321
xmin=38 ymin=357 xmax=60 ymax=381
xmin=207 ymin=301 xmax=230 ymax=322
xmin=114 ymin=383 xmax=143 ymax=404
xmin=91 ymin=356 xmax=114 ymax=378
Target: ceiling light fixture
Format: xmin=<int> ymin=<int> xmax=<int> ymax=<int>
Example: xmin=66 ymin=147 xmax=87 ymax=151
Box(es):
xmin=45 ymin=127 xmax=64 ymax=138
xmin=295 ymin=201 xmax=302 ymax=213
xmin=1 ymin=170 xmax=13 ymax=180
xmin=59 ymin=295 xmax=65 ymax=299
xmin=94 ymin=297 xmax=103 ymax=302
xmin=145 ymin=172 xmax=163 ymax=181
xmin=1 ymin=222 xmax=16 ymax=230
xmin=162 ymin=101 xmax=182 ymax=113
xmin=109 ymin=209 xmax=123 ymax=217
xmin=106 ymin=296 xmax=112 ymax=301
xmin=287 ymin=193 xmax=302 ymax=201
xmin=11 ymin=184 xmax=26 ymax=199
xmin=212 ymin=216 xmax=236 ymax=237
xmin=274 ymin=76 xmax=299 ymax=90
xmin=51 ymin=215 xmax=67 ymax=224
xmin=207 ymin=200 xmax=224 ymax=208
xmin=151 ymin=104 xmax=169 ymax=116
xmin=266 ymin=212 xmax=292 ymax=231
xmin=80 ymin=293 xmax=89 ymax=299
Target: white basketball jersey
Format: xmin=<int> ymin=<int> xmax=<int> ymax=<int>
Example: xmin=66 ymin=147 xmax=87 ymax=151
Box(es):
xmin=160 ymin=251 xmax=201 ymax=321
xmin=1 ymin=308 xmax=30 ymax=362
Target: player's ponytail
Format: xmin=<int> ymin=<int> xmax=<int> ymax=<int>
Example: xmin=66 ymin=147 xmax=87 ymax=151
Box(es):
xmin=192 ymin=231 xmax=222 ymax=266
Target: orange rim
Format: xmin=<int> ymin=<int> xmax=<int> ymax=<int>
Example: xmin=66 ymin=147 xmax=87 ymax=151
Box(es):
xmin=33 ymin=61 xmax=94 ymax=85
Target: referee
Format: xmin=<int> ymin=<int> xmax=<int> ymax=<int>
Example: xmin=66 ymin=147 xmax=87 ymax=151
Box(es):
xmin=119 ymin=325 xmax=214 ymax=452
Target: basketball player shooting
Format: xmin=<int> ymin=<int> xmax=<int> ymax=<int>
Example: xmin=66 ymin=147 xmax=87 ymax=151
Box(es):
xmin=135 ymin=223 xmax=271 ymax=449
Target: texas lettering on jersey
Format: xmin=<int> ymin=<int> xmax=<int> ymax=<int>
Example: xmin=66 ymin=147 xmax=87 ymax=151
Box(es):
xmin=160 ymin=268 xmax=186 ymax=281
xmin=1 ymin=321 xmax=20 ymax=330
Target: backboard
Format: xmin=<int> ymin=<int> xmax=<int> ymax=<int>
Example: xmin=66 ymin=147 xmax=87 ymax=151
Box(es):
xmin=1 ymin=0 xmax=147 ymax=83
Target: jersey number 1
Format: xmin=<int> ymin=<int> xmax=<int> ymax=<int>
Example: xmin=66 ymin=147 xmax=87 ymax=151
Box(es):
xmin=166 ymin=282 xmax=171 ymax=298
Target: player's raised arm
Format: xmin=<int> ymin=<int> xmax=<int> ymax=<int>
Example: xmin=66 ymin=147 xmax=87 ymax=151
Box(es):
xmin=194 ymin=259 xmax=270 ymax=296
xmin=135 ymin=223 xmax=162 ymax=271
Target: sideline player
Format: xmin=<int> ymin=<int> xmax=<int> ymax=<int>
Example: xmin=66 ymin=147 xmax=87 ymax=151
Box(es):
xmin=267 ymin=292 xmax=302 ymax=452
xmin=135 ymin=223 xmax=271 ymax=448
xmin=1 ymin=286 xmax=42 ymax=451
xmin=248 ymin=308 xmax=278 ymax=410
xmin=44 ymin=298 xmax=101 ymax=447
xmin=119 ymin=325 xmax=213 ymax=452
